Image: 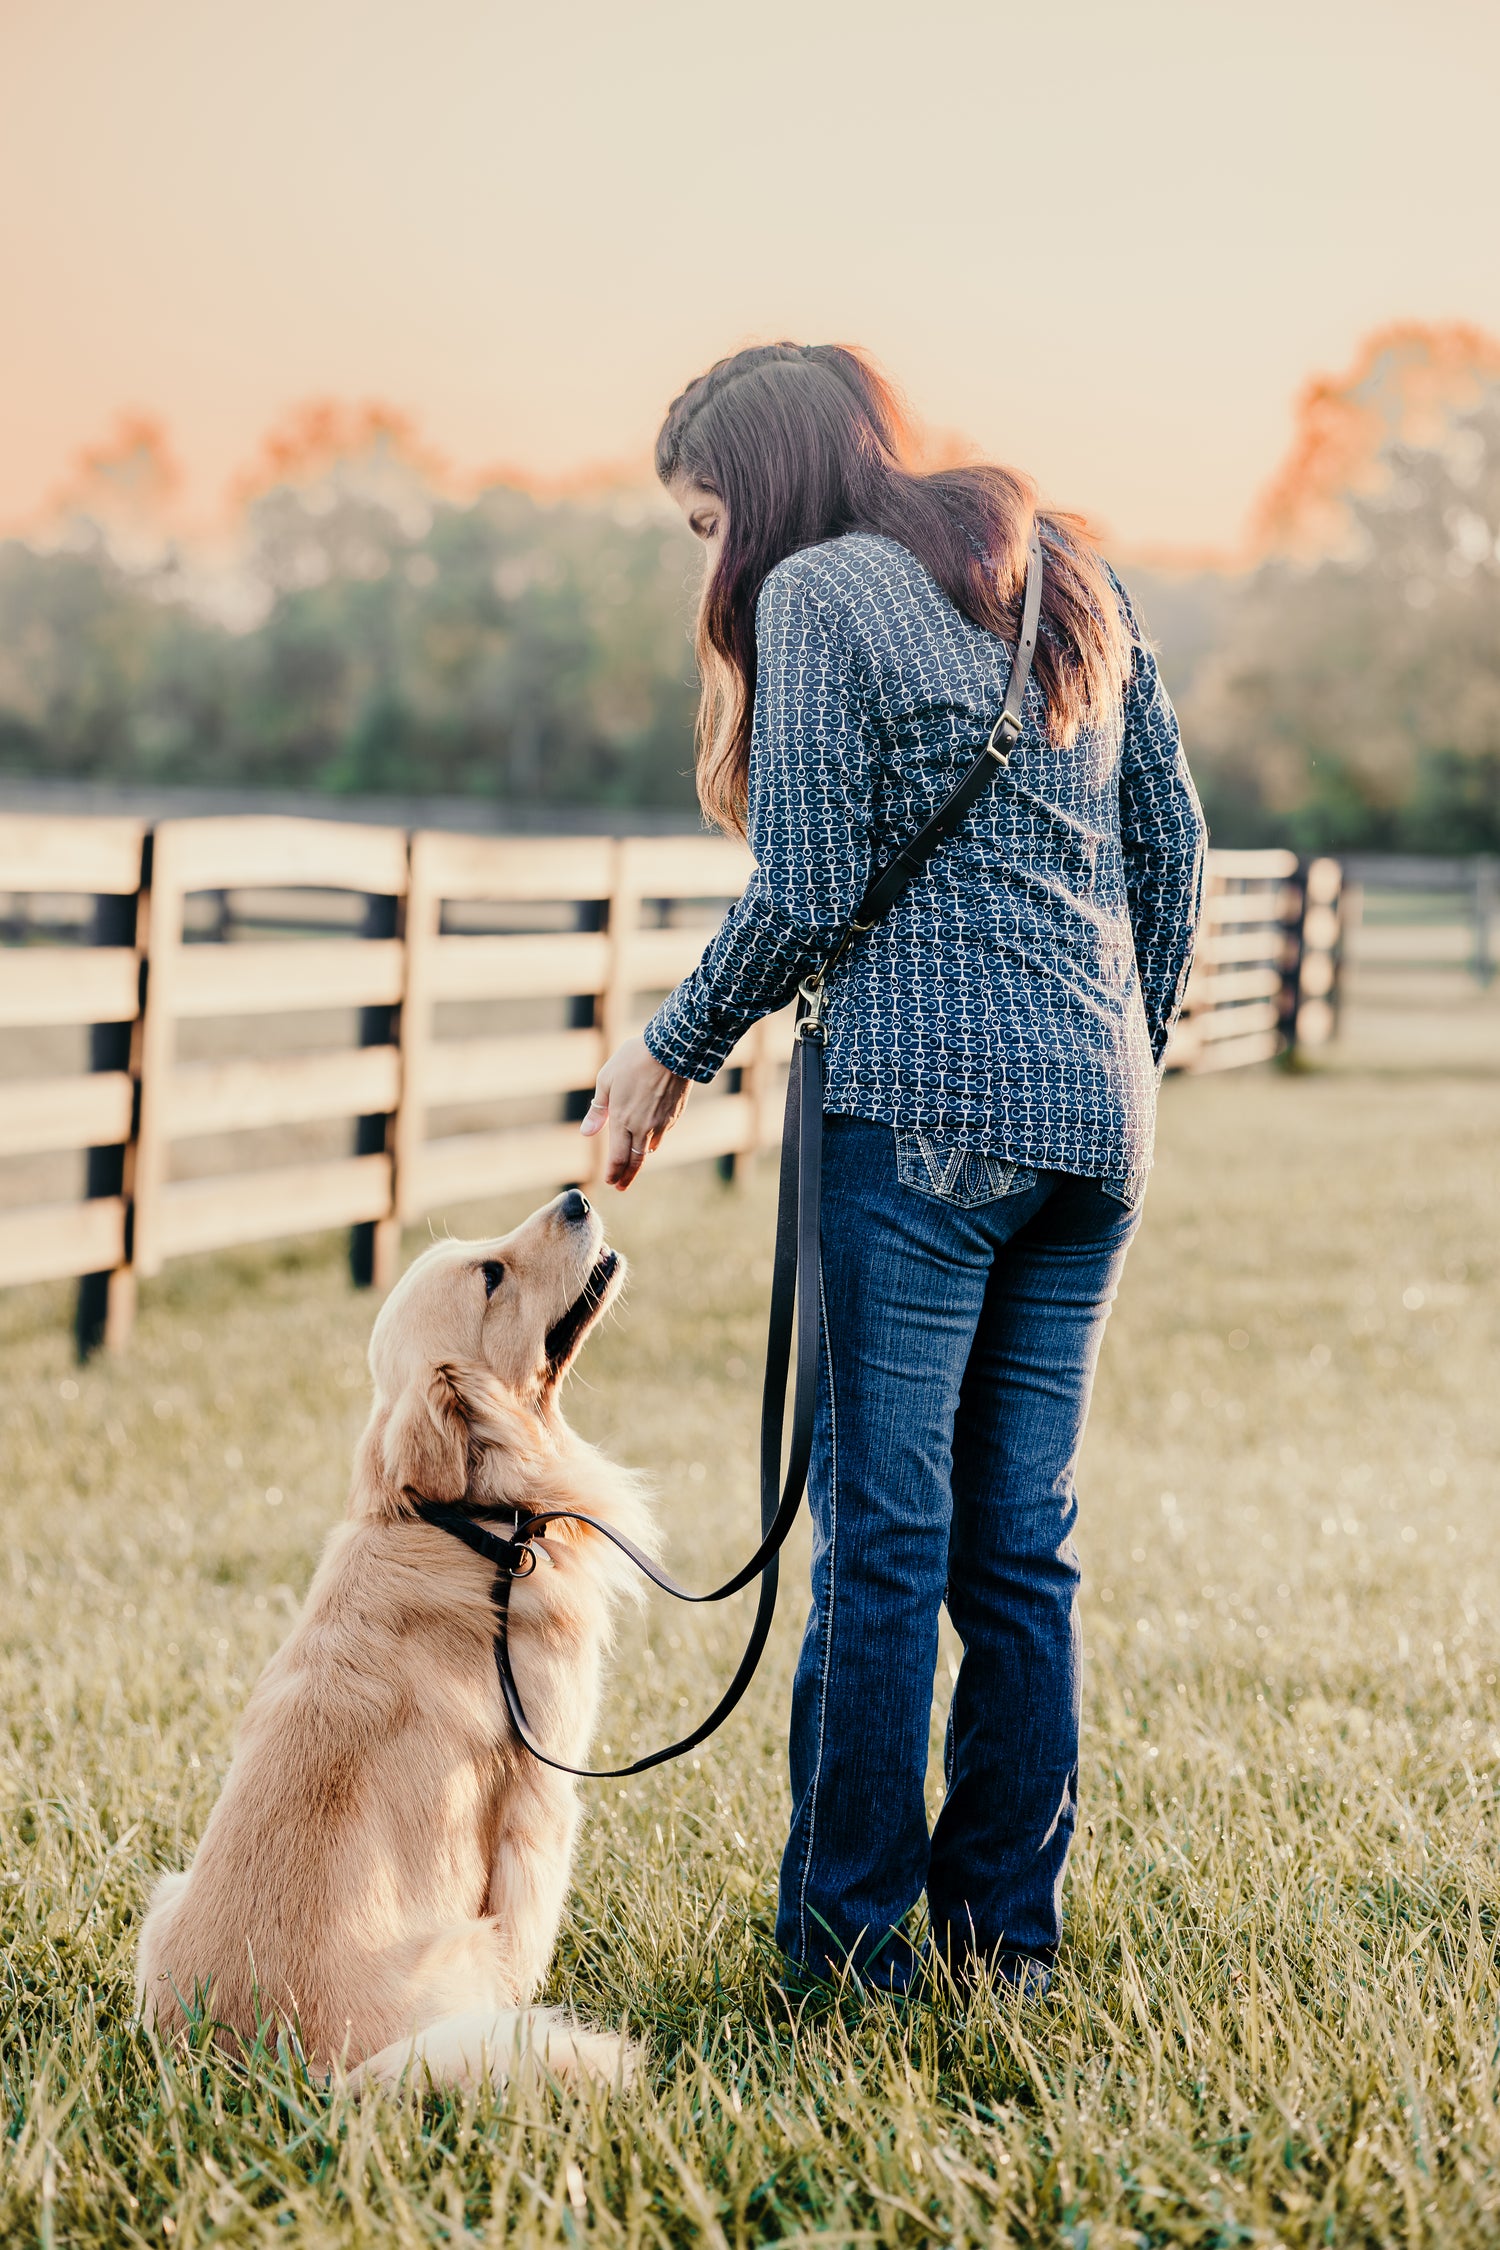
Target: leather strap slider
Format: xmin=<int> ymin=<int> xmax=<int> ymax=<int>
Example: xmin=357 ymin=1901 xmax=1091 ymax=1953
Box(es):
xmin=984 ymin=711 xmax=1022 ymax=760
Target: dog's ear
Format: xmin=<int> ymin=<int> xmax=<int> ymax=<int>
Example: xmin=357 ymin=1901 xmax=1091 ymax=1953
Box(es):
xmin=379 ymin=1364 xmax=470 ymax=1507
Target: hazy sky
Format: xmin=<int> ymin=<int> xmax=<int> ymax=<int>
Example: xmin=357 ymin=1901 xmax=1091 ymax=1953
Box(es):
xmin=4 ymin=0 xmax=1499 ymax=550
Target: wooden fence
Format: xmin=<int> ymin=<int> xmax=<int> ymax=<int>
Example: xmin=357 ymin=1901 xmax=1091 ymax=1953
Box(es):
xmin=1 ymin=815 xmax=146 ymax=1350
xmin=1341 ymin=854 xmax=1497 ymax=985
xmin=1164 ymin=850 xmax=1344 ymax=1072
xmin=1 ymin=815 xmax=1337 ymax=1352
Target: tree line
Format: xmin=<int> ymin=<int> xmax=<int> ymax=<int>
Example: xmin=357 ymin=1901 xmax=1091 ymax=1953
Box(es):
xmin=1160 ymin=374 xmax=1500 ymax=853
xmin=2 ymin=367 xmax=1498 ymax=851
xmin=0 ymin=457 xmax=703 ymax=812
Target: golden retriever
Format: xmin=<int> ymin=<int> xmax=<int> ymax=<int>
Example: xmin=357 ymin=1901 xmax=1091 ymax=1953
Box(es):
xmin=136 ymin=1188 xmax=650 ymax=2090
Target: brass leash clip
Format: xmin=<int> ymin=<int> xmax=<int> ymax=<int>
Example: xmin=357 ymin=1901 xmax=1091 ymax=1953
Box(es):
xmin=796 ymin=973 xmax=828 ymax=1043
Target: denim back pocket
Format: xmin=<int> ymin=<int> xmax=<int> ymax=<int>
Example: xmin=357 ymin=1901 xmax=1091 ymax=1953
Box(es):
xmin=895 ymin=1128 xmax=1037 ymax=1211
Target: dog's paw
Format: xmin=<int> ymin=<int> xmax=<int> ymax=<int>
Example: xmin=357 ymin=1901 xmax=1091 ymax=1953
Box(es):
xmin=350 ymin=2007 xmax=638 ymax=2094
xmin=534 ymin=2022 xmax=640 ymax=2086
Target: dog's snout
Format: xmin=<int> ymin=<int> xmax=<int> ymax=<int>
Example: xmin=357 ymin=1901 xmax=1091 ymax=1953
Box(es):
xmin=559 ymin=1188 xmax=591 ymax=1224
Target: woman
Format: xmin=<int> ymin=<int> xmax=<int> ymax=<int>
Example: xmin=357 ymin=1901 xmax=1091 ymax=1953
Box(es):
xmin=581 ymin=343 xmax=1205 ymax=1995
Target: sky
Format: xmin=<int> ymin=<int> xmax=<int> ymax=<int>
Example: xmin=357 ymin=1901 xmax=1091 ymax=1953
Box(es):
xmin=3 ymin=0 xmax=1499 ymax=553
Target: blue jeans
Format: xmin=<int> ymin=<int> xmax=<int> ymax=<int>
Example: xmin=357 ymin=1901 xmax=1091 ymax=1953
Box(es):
xmin=774 ymin=1116 xmax=1140 ymax=1990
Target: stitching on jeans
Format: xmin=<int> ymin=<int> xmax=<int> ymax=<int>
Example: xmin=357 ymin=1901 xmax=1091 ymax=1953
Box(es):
xmin=897 ymin=1127 xmax=1032 ymax=1211
xmin=919 ymin=1131 xmax=960 ymax=1197
xmin=796 ymin=1257 xmax=838 ymax=1961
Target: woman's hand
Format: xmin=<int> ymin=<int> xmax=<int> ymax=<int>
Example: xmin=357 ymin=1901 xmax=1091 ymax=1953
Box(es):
xmin=580 ymin=1035 xmax=690 ymax=1190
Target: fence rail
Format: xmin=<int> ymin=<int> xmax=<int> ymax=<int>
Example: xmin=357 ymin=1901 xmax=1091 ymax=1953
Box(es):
xmin=1341 ymin=853 xmax=1496 ymax=985
xmin=1 ymin=815 xmax=1337 ymax=1351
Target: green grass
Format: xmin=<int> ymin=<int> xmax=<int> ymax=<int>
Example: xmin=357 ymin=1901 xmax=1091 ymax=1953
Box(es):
xmin=4 ymin=1064 xmax=1500 ymax=2246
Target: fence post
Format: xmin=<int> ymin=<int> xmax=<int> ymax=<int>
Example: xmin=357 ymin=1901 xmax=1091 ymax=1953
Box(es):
xmin=1475 ymin=856 xmax=1496 ymax=985
xmin=349 ymin=879 xmax=404 ymax=1293
xmin=564 ymin=890 xmax=609 ymax=1142
xmin=392 ymin=832 xmax=438 ymax=1230
xmin=1277 ymin=863 xmax=1308 ymax=1057
xmin=599 ymin=839 xmax=636 ymax=1061
xmin=1289 ymin=856 xmax=1343 ymax=1055
xmin=74 ymin=833 xmax=149 ymax=1357
xmin=129 ymin=829 xmax=182 ymax=1281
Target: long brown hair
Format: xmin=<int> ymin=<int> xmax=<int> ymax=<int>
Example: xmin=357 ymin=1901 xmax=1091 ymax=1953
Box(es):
xmin=656 ymin=342 xmax=1134 ymax=837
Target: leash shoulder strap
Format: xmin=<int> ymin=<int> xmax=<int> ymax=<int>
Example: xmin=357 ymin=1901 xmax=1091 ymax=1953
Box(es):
xmin=843 ymin=528 xmax=1044 ymax=939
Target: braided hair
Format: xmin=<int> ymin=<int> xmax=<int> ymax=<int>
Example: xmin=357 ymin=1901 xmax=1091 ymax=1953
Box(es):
xmin=657 ymin=343 xmax=874 ymax=482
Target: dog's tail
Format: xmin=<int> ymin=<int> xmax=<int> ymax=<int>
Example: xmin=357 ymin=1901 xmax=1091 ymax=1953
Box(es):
xmin=349 ymin=2006 xmax=633 ymax=2094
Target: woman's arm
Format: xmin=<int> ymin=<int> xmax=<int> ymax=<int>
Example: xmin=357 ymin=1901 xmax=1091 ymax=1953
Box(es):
xmin=1117 ymin=620 xmax=1207 ymax=1064
xmin=646 ymin=560 xmax=879 ymax=1074
xmin=584 ymin=559 xmax=877 ymax=1186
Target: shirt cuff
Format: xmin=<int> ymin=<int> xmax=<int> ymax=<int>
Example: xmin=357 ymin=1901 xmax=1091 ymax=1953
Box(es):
xmin=642 ymin=1002 xmax=736 ymax=1084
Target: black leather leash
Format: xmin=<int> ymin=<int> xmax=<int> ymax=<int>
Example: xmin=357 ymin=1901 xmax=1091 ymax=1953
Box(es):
xmin=419 ymin=529 xmax=1044 ymax=1779
xmin=416 ymin=1035 xmax=823 ymax=1778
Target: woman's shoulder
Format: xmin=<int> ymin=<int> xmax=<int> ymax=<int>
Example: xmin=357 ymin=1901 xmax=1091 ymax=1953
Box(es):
xmin=757 ymin=532 xmax=941 ymax=633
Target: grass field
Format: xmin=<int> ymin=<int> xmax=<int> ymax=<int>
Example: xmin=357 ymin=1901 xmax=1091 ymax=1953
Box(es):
xmin=4 ymin=1058 xmax=1500 ymax=2246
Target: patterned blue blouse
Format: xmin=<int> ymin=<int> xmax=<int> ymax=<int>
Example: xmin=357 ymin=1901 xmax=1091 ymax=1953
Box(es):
xmin=643 ymin=532 xmax=1205 ymax=1196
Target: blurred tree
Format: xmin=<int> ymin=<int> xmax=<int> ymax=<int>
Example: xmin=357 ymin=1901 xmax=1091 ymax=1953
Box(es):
xmin=0 ymin=416 xmax=702 ymax=813
xmin=6 ymin=336 xmax=1500 ymax=850
xmin=0 ymin=531 xmax=235 ymax=781
xmin=1182 ymin=378 xmax=1500 ymax=850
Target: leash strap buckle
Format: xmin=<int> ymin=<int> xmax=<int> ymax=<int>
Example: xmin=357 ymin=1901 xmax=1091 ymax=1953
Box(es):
xmin=415 ymin=1501 xmax=539 ymax=1578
